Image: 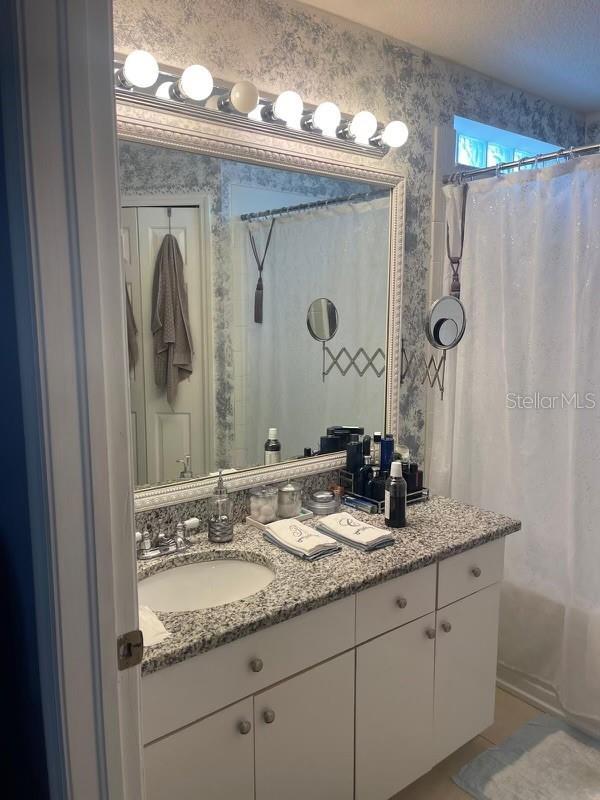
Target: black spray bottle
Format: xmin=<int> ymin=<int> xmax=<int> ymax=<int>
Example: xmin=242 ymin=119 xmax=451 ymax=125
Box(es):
xmin=264 ymin=427 xmax=281 ymax=465
xmin=385 ymin=461 xmax=407 ymax=528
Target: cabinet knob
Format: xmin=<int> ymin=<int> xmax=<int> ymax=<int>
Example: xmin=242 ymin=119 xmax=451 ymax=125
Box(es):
xmin=238 ymin=720 xmax=252 ymax=735
xmin=471 ymin=566 xmax=482 ymax=578
xmin=263 ymin=709 xmax=275 ymax=724
xmin=441 ymin=621 xmax=452 ymax=633
xmin=250 ymin=657 xmax=264 ymax=673
xmin=425 ymin=627 xmax=436 ymax=640
xmin=396 ymin=597 xmax=408 ymax=609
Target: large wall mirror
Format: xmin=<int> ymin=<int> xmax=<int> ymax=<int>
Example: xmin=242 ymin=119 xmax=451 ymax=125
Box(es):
xmin=117 ymin=99 xmax=405 ymax=508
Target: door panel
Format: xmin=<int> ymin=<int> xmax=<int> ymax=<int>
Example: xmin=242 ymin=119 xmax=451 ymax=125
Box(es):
xmin=144 ymin=698 xmax=254 ymax=800
xmin=136 ymin=206 xmax=207 ymax=483
xmin=434 ymin=582 xmax=501 ymax=762
xmin=254 ymin=652 xmax=355 ymax=800
xmin=355 ymin=613 xmax=436 ymax=800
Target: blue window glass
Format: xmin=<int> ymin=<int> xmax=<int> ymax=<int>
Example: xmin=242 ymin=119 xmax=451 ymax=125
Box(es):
xmin=486 ymin=142 xmax=513 ymax=167
xmin=514 ymin=149 xmax=534 ymax=169
xmin=456 ymin=134 xmax=486 ymax=168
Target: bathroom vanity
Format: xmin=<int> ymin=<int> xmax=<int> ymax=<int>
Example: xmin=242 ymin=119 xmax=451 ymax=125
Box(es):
xmin=139 ymin=497 xmax=520 ymax=800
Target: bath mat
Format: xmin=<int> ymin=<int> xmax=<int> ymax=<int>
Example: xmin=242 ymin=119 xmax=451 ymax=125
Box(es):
xmin=454 ymin=713 xmax=600 ymax=799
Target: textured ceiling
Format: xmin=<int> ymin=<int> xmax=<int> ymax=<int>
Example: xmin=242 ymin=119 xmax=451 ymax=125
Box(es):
xmin=298 ymin=0 xmax=600 ymax=113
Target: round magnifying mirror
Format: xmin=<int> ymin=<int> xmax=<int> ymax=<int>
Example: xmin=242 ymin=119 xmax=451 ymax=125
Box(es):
xmin=425 ymin=295 xmax=466 ymax=350
xmin=307 ymin=298 xmax=339 ymax=342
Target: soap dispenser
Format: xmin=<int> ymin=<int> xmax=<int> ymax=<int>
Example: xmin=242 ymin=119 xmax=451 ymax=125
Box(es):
xmin=208 ymin=470 xmax=234 ymax=543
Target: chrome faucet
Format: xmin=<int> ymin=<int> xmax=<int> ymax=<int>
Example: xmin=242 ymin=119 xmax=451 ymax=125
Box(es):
xmin=136 ymin=521 xmax=191 ymax=561
xmin=176 ymin=454 xmax=194 ymax=480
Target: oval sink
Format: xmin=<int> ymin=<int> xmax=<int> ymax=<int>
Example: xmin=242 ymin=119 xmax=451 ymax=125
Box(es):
xmin=138 ymin=559 xmax=275 ymax=612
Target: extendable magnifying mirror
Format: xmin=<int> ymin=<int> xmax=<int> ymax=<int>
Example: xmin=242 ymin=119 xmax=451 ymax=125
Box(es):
xmin=425 ymin=295 xmax=466 ymax=350
xmin=307 ymin=297 xmax=339 ymax=342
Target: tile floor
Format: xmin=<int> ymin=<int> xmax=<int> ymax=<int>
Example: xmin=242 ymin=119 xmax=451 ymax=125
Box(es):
xmin=391 ymin=688 xmax=541 ymax=799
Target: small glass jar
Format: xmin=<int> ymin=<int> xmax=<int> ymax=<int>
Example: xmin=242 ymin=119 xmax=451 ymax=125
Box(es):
xmin=249 ymin=485 xmax=279 ymax=524
xmin=277 ymin=481 xmax=302 ymax=519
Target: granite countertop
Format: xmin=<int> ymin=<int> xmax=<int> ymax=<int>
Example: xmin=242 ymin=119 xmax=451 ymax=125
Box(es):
xmin=138 ymin=496 xmax=520 ymax=675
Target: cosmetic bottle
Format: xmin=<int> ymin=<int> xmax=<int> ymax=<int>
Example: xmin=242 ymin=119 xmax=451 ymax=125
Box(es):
xmin=346 ymin=435 xmax=364 ymax=485
xmin=357 ymin=455 xmax=374 ymax=496
xmin=380 ymin=435 xmax=395 ymax=476
xmin=264 ymin=427 xmax=281 ymax=465
xmin=367 ymin=466 xmax=386 ymax=502
xmin=385 ymin=461 xmax=407 ymax=528
xmin=362 ymin=434 xmax=371 ymax=459
xmin=208 ymin=471 xmax=234 ymax=542
xmin=371 ymin=432 xmax=382 ymax=466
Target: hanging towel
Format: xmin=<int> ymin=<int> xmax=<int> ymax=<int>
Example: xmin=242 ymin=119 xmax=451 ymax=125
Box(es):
xmin=125 ymin=286 xmax=139 ymax=370
xmin=151 ymin=233 xmax=194 ymax=404
xmin=316 ymin=511 xmax=394 ymax=551
xmin=138 ymin=606 xmax=170 ymax=647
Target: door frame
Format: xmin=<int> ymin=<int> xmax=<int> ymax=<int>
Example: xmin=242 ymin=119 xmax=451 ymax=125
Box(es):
xmin=4 ymin=0 xmax=143 ymax=797
xmin=121 ymin=193 xmax=215 ymax=478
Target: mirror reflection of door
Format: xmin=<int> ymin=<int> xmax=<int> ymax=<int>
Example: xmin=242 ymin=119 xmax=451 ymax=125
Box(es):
xmin=121 ymin=204 xmax=212 ymax=485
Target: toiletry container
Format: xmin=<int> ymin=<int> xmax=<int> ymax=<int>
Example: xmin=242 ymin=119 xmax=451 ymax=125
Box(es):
xmin=385 ymin=461 xmax=407 ymax=528
xmin=264 ymin=427 xmax=281 ymax=465
xmin=371 ymin=432 xmax=382 ymax=466
xmin=208 ymin=471 xmax=234 ymax=543
xmin=249 ymin=485 xmax=279 ymax=524
xmin=346 ymin=435 xmax=364 ymax=485
xmin=380 ymin=435 xmax=395 ymax=475
xmin=367 ymin=467 xmax=386 ymax=502
xmin=304 ymin=489 xmax=341 ymax=515
xmin=277 ymin=481 xmax=302 ymax=519
xmin=357 ymin=455 xmax=374 ymax=496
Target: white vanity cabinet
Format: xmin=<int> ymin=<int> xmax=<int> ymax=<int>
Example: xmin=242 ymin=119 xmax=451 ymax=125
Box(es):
xmin=254 ymin=652 xmax=355 ymax=800
xmin=142 ymin=538 xmax=506 ymax=800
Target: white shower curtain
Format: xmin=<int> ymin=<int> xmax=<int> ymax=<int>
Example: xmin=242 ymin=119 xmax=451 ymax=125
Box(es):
xmin=232 ymin=197 xmax=389 ymax=465
xmin=430 ymin=156 xmax=600 ymax=735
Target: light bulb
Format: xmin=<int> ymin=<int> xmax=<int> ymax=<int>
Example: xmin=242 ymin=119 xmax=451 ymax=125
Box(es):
xmin=155 ymin=81 xmax=174 ymax=100
xmin=248 ymin=103 xmax=265 ymax=122
xmin=313 ymin=102 xmax=341 ymax=136
xmin=349 ymin=111 xmax=378 ymax=144
xmin=219 ymin=81 xmax=259 ymax=114
xmin=382 ymin=120 xmax=409 ymax=148
xmin=122 ymin=50 xmax=159 ymax=89
xmin=273 ymin=90 xmax=303 ymax=126
xmin=178 ymin=64 xmax=214 ymax=101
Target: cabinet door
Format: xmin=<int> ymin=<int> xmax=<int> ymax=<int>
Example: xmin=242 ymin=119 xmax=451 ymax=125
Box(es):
xmin=144 ymin=698 xmax=254 ymax=800
xmin=434 ymin=582 xmax=501 ymax=762
xmin=355 ymin=613 xmax=436 ymax=800
xmin=254 ymin=651 xmax=354 ymax=800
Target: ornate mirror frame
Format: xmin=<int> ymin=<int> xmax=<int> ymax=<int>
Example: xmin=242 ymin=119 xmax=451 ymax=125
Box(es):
xmin=116 ymin=97 xmax=406 ymax=512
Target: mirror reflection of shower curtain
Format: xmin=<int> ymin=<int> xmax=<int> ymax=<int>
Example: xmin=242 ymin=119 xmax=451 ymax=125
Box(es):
xmin=232 ymin=197 xmax=389 ymax=466
xmin=429 ymin=159 xmax=600 ymax=736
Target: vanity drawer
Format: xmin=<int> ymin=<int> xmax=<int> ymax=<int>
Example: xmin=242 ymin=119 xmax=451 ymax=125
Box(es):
xmin=355 ymin=564 xmax=436 ymax=644
xmin=437 ymin=538 xmax=505 ymax=609
xmin=142 ymin=595 xmax=355 ymax=743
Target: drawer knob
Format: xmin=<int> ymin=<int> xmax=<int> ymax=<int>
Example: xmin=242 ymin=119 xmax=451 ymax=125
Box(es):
xmin=250 ymin=657 xmax=264 ymax=673
xmin=263 ymin=709 xmax=275 ymax=724
xmin=425 ymin=627 xmax=436 ymax=640
xmin=471 ymin=566 xmax=482 ymax=578
xmin=441 ymin=621 xmax=452 ymax=633
xmin=396 ymin=597 xmax=408 ymax=609
xmin=238 ymin=720 xmax=252 ymax=735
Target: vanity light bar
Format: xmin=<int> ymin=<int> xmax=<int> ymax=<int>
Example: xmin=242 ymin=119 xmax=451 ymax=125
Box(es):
xmin=114 ymin=51 xmax=409 ymax=157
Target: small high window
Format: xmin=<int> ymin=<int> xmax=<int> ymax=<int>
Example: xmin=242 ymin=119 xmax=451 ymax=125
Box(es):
xmin=454 ymin=116 xmax=557 ymax=169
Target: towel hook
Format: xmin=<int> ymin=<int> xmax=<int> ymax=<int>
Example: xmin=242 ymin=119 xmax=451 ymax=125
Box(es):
xmin=167 ymin=206 xmax=172 ymax=235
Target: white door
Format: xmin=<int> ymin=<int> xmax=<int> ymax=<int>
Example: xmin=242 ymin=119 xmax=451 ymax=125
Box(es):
xmin=136 ymin=206 xmax=209 ymax=483
xmin=434 ymin=582 xmax=501 ymax=762
xmin=144 ymin=698 xmax=254 ymax=800
xmin=121 ymin=207 xmax=148 ymax=485
xmin=254 ymin=652 xmax=355 ymax=800
xmin=355 ymin=613 xmax=436 ymax=800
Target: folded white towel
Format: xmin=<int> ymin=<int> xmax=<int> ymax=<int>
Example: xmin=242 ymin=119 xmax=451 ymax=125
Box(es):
xmin=139 ymin=605 xmax=171 ymax=647
xmin=264 ymin=518 xmax=340 ymax=561
xmin=316 ymin=511 xmax=394 ymax=551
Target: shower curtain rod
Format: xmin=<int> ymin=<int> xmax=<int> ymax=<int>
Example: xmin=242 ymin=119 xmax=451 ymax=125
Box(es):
xmin=443 ymin=142 xmax=600 ymax=184
xmin=240 ymin=188 xmax=389 ymax=221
